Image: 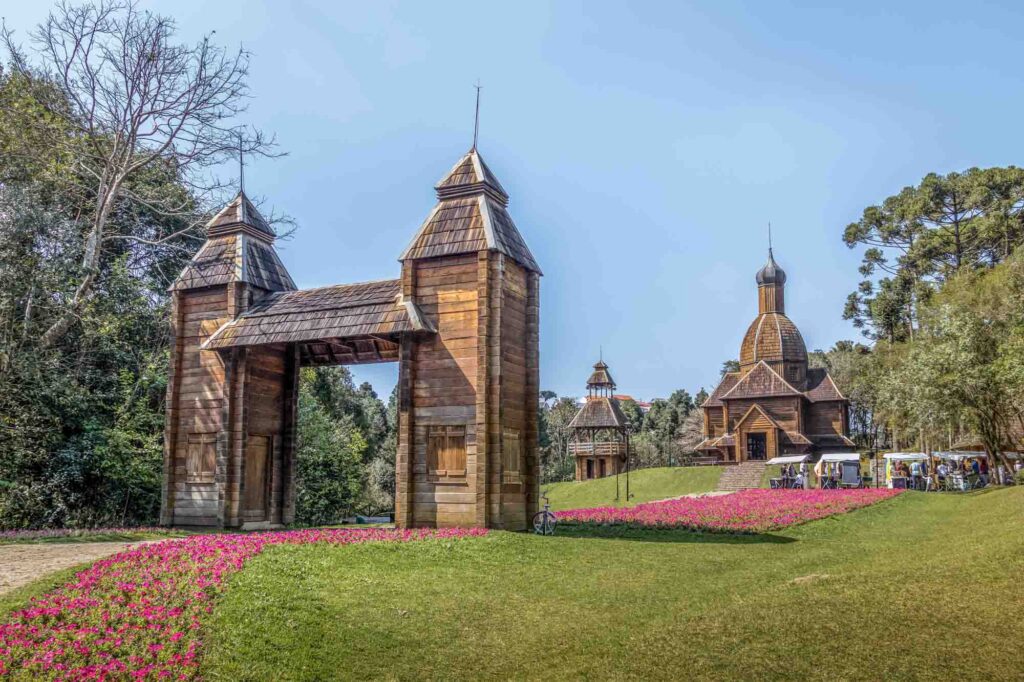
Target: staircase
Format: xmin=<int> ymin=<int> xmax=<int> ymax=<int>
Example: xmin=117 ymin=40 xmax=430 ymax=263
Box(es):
xmin=717 ymin=461 xmax=767 ymax=491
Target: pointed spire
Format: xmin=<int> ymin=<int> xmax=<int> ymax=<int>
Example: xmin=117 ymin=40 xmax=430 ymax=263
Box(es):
xmin=238 ymin=131 xmax=245 ymax=195
xmin=206 ymin=191 xmax=275 ymax=241
xmin=434 ymin=148 xmax=509 ymax=204
xmin=472 ymin=80 xmax=482 ymax=151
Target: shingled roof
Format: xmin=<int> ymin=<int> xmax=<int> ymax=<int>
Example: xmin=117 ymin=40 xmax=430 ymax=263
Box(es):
xmin=400 ymin=149 xmax=541 ymax=273
xmin=702 ymin=371 xmax=741 ymax=407
xmin=568 ymin=397 xmax=628 ymax=430
xmin=804 ymin=368 xmax=847 ymax=402
xmin=202 ymin=279 xmax=433 ymax=349
xmin=586 ymin=360 xmax=616 ymax=389
xmin=722 ymin=361 xmax=802 ymax=401
xmin=206 ymin=190 xmax=275 ymax=239
xmin=171 ymin=234 xmax=295 ymax=292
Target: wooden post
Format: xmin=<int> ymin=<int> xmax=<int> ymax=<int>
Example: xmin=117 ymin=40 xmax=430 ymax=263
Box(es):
xmin=160 ymin=292 xmax=183 ymax=526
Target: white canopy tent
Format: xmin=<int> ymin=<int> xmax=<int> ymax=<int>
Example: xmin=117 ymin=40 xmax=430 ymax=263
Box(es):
xmin=882 ymin=452 xmax=929 ymax=461
xmin=933 ymin=451 xmax=979 ymax=461
xmin=819 ymin=453 xmax=861 ymax=463
xmin=766 ymin=455 xmax=810 ymax=465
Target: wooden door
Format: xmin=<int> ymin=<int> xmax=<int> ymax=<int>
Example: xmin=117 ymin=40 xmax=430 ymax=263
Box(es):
xmin=599 ymin=459 xmax=607 ymax=478
xmin=746 ymin=432 xmax=767 ymax=461
xmin=586 ymin=459 xmax=594 ymax=480
xmin=244 ymin=435 xmax=271 ymax=516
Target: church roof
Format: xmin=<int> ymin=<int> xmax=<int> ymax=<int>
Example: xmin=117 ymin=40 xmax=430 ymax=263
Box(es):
xmin=722 ymin=361 xmax=802 ymax=401
xmin=202 ymin=279 xmax=432 ymax=349
xmin=804 ymin=368 xmax=847 ymax=402
xmin=569 ymin=396 xmax=628 ymax=430
xmin=400 ymin=149 xmax=540 ymax=273
xmin=756 ymin=248 xmax=786 ymax=286
xmin=702 ymin=371 xmax=741 ymax=407
xmin=586 ymin=360 xmax=616 ymax=389
xmin=739 ymin=312 xmax=807 ymax=367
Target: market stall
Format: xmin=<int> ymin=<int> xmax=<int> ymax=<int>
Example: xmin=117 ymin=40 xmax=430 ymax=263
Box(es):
xmin=765 ymin=455 xmax=810 ymax=489
xmin=815 ymin=453 xmax=862 ymax=489
xmin=882 ymin=452 xmax=929 ymax=489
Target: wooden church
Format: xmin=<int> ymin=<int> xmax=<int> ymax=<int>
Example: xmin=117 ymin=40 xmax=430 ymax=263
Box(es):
xmin=695 ymin=249 xmax=853 ymax=462
xmin=161 ymin=146 xmax=541 ymax=530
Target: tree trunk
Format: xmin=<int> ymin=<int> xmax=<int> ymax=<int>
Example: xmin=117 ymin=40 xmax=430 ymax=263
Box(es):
xmin=38 ymin=176 xmax=122 ymax=348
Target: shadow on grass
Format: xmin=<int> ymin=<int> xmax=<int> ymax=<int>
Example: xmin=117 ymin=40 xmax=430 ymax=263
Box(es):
xmin=551 ymin=524 xmax=797 ymax=544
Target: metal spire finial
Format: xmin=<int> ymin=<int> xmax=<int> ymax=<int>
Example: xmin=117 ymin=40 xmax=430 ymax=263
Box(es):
xmin=238 ymin=131 xmax=245 ymax=195
xmin=768 ymin=221 xmax=773 ymax=255
xmin=472 ymin=80 xmax=482 ymax=150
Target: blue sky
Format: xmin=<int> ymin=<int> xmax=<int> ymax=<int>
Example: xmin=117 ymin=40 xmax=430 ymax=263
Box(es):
xmin=7 ymin=1 xmax=1024 ymax=400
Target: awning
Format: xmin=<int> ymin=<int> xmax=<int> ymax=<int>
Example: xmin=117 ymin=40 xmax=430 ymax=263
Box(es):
xmin=819 ymin=453 xmax=861 ymax=463
xmin=936 ymin=451 xmax=1023 ymax=460
xmin=882 ymin=452 xmax=929 ymax=461
xmin=766 ymin=455 xmax=810 ymax=465
xmin=933 ymin=451 xmax=975 ymax=461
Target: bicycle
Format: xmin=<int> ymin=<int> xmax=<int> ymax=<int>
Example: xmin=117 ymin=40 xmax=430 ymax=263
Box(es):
xmin=532 ymin=494 xmax=558 ymax=536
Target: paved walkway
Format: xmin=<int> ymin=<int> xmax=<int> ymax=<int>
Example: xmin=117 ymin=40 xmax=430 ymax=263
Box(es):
xmin=0 ymin=541 xmax=156 ymax=596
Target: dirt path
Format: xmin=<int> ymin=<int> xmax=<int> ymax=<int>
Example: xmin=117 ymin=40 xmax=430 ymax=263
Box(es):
xmin=0 ymin=541 xmax=157 ymax=596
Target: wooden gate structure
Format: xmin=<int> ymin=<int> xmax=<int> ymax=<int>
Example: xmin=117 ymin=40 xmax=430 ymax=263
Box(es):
xmin=160 ymin=148 xmax=541 ymax=530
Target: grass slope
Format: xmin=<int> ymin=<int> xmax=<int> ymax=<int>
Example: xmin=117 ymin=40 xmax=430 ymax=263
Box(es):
xmin=202 ymin=488 xmax=1024 ymax=680
xmin=542 ymin=465 xmax=723 ymax=511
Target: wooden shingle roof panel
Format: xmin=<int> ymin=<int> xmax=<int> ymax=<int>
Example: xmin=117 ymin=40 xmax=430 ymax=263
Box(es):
xmin=739 ymin=312 xmax=807 ymax=367
xmin=568 ymin=397 xmax=628 ymax=429
xmin=202 ymin=279 xmax=431 ymax=349
xmin=723 ymin=362 xmax=802 ymax=401
xmin=703 ymin=372 xmax=741 ymax=407
xmin=804 ymin=368 xmax=847 ymax=402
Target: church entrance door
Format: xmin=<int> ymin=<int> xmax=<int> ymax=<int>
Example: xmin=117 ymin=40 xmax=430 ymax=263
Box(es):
xmin=746 ymin=432 xmax=767 ymax=461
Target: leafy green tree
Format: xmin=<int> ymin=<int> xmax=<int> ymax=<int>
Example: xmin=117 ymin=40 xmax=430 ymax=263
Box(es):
xmin=294 ymin=370 xmax=366 ymax=525
xmin=618 ymin=398 xmax=645 ymax=433
xmin=843 ymin=167 xmax=1024 ymax=340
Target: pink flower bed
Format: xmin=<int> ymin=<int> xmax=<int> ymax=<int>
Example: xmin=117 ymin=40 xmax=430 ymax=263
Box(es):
xmin=0 ymin=527 xmax=486 ymax=679
xmin=556 ymin=489 xmax=902 ymax=533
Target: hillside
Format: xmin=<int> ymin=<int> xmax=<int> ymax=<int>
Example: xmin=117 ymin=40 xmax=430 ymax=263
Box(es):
xmin=542 ymin=466 xmax=723 ymax=511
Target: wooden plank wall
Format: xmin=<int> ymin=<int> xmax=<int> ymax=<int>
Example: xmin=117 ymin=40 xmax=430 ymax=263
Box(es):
xmin=167 ymin=287 xmax=229 ymax=526
xmin=523 ymin=271 xmax=541 ymax=525
xmin=726 ymin=398 xmax=800 ymax=433
xmin=409 ymin=255 xmax=480 ymax=527
xmin=805 ymin=401 xmax=845 ymax=436
xmin=241 ymin=345 xmax=287 ymax=525
xmin=499 ymin=260 xmax=528 ymax=529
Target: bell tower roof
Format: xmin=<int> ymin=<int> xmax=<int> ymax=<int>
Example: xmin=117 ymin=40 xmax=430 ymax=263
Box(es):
xmin=400 ymin=148 xmax=540 ymax=273
xmin=756 ymin=248 xmax=787 ymax=286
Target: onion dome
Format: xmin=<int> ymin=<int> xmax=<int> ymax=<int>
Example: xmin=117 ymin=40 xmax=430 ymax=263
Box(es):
xmin=755 ymin=249 xmax=787 ymax=286
xmin=739 ymin=312 xmax=807 ymax=367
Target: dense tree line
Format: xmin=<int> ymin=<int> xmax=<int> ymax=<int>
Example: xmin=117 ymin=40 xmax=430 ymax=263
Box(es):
xmin=0 ymin=4 xmax=388 ymax=529
xmin=835 ymin=167 xmax=1024 ymax=475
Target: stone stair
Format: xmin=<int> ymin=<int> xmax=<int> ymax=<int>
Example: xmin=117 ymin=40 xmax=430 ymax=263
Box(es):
xmin=717 ymin=461 xmax=767 ymax=491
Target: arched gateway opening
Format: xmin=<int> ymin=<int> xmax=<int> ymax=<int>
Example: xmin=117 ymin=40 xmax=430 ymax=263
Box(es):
xmin=160 ymin=149 xmax=541 ymax=530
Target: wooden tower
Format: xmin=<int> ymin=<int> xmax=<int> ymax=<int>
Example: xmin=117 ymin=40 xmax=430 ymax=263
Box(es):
xmin=396 ymin=148 xmax=542 ymax=529
xmin=161 ymin=192 xmax=297 ymax=528
xmin=568 ymin=360 xmax=630 ymax=481
xmin=161 ymin=147 xmax=541 ymax=530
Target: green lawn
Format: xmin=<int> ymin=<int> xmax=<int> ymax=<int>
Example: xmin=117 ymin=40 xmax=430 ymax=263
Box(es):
xmin=201 ymin=487 xmax=1024 ymax=680
xmin=542 ymin=465 xmax=723 ymax=510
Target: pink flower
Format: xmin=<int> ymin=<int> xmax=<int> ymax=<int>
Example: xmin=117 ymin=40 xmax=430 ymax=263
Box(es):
xmin=0 ymin=527 xmax=487 ymax=679
xmin=555 ymin=489 xmax=901 ymax=533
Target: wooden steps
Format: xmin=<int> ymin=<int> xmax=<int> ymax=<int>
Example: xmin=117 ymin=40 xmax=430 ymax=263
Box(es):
xmin=717 ymin=461 xmax=767 ymax=491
